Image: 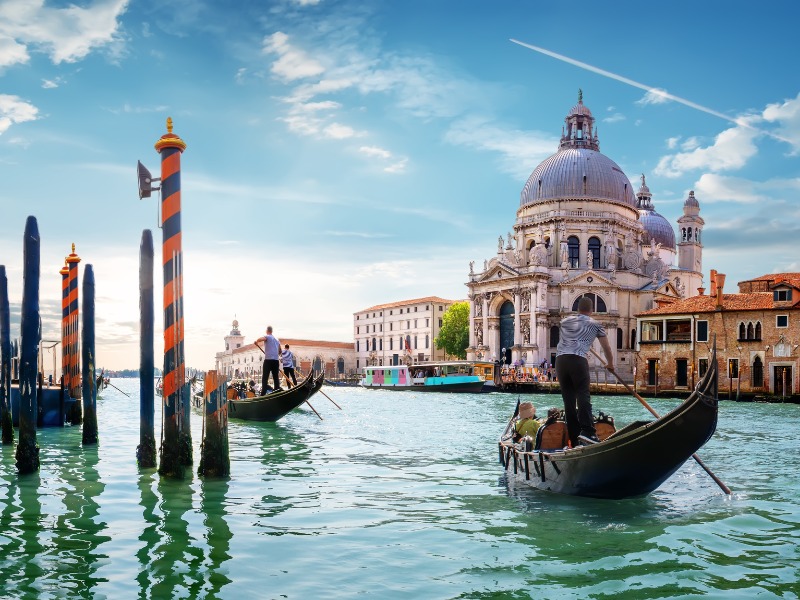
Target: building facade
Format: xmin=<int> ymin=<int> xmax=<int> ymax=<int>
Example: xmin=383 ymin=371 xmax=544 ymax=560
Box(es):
xmin=466 ymin=93 xmax=705 ymax=381
xmin=353 ymin=296 xmax=456 ymax=369
xmin=214 ymin=320 xmax=356 ymax=379
xmin=636 ymin=272 xmax=800 ymax=398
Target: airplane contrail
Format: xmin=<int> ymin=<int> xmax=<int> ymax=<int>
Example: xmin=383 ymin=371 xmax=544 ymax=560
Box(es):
xmin=509 ymin=38 xmax=752 ymax=129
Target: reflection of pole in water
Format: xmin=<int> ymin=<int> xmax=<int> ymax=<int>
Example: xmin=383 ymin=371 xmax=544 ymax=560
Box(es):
xmin=198 ymin=370 xmax=229 ymax=477
xmin=0 ymin=473 xmax=45 ymax=595
xmin=81 ymin=265 xmax=98 ymax=445
xmin=16 ymin=216 xmax=40 ymax=474
xmin=137 ymin=230 xmax=157 ymax=468
xmin=199 ymin=478 xmax=233 ymax=595
xmin=0 ymin=265 xmax=13 ymax=444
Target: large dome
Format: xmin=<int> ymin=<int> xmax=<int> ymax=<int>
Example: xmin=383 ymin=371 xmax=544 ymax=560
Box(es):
xmin=520 ymin=147 xmax=637 ymax=208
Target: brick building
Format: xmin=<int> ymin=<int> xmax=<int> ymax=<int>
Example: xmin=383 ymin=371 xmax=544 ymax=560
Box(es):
xmin=636 ymin=271 xmax=800 ymax=398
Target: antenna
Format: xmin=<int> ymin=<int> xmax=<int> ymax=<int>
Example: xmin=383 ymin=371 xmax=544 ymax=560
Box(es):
xmin=137 ymin=160 xmax=161 ymax=199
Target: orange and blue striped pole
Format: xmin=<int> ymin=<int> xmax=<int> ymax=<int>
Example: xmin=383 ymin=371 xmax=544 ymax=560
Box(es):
xmin=155 ymin=117 xmax=191 ymax=476
xmin=59 ymin=260 xmax=68 ymax=391
xmin=66 ymin=245 xmax=82 ymax=423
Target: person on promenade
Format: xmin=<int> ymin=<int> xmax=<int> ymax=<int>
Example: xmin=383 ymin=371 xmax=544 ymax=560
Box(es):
xmin=260 ymin=326 xmax=282 ymax=394
xmin=513 ymin=402 xmax=540 ymax=442
xmin=555 ymin=296 xmax=615 ymax=446
xmin=281 ymin=344 xmax=297 ymax=388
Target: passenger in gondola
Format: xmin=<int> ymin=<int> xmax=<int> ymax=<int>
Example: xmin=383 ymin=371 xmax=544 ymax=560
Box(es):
xmin=281 ymin=344 xmax=297 ymax=388
xmin=513 ymin=402 xmax=540 ymax=442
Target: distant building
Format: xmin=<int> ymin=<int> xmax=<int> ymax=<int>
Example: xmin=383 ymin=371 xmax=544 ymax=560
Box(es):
xmin=214 ymin=319 xmax=356 ymax=379
xmin=466 ymin=92 xmax=705 ymax=381
xmin=636 ymin=271 xmax=800 ymax=397
xmin=353 ymin=296 xmax=457 ymax=369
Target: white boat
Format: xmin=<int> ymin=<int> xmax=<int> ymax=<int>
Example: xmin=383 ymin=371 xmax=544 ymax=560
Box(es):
xmin=360 ymin=363 xmax=484 ymax=393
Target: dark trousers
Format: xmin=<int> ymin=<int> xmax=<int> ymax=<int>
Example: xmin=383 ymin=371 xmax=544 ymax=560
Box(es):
xmin=283 ymin=366 xmax=297 ymax=386
xmin=262 ymin=359 xmax=281 ymax=392
xmin=555 ymin=354 xmax=595 ymax=445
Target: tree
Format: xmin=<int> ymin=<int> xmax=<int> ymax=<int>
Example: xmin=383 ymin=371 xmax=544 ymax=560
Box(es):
xmin=435 ymin=301 xmax=470 ymax=359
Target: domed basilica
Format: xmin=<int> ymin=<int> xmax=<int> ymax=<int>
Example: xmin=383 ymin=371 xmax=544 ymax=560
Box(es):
xmin=466 ymin=92 xmax=705 ymax=380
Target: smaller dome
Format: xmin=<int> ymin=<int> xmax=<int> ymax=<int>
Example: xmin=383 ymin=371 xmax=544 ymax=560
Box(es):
xmin=566 ymin=100 xmax=593 ymax=119
xmin=639 ymin=210 xmax=676 ymax=250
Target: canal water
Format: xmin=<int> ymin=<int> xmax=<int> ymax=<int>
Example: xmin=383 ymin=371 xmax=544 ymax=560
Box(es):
xmin=0 ymin=379 xmax=797 ymax=599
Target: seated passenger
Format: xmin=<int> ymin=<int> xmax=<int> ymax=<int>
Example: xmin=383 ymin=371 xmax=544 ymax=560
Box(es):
xmin=513 ymin=402 xmax=540 ymax=442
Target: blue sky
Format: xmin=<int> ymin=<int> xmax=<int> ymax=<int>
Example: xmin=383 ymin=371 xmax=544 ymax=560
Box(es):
xmin=1 ymin=0 xmax=799 ymax=370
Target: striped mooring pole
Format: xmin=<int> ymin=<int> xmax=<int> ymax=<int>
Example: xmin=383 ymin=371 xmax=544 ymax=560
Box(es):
xmin=137 ymin=229 xmax=156 ymax=468
xmin=59 ymin=260 xmax=69 ymax=413
xmin=16 ymin=216 xmax=40 ymax=474
xmin=155 ymin=117 xmax=192 ymax=477
xmin=66 ymin=244 xmax=82 ymax=424
xmin=81 ymin=264 xmax=98 ymax=445
xmin=198 ymin=370 xmax=229 ymax=477
xmin=0 ymin=265 xmax=13 ymax=444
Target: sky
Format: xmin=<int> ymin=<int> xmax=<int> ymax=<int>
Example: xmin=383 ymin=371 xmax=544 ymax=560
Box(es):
xmin=1 ymin=0 xmax=799 ymax=371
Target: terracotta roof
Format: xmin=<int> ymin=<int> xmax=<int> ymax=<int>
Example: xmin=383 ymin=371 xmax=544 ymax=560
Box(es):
xmin=234 ymin=338 xmax=352 ymax=354
xmin=741 ymin=273 xmax=800 ymax=287
xmin=356 ymin=296 xmax=456 ymax=313
xmin=637 ymin=292 xmax=778 ymax=316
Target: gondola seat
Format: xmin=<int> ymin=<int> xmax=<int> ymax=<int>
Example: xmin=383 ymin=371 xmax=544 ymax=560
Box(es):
xmin=535 ymin=420 xmax=569 ymax=450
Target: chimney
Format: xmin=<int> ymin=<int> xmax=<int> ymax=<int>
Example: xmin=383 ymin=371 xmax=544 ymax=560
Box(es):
xmin=710 ymin=269 xmax=718 ymax=295
xmin=716 ymin=273 xmax=726 ymax=309
xmin=697 ymin=287 xmax=705 ymax=295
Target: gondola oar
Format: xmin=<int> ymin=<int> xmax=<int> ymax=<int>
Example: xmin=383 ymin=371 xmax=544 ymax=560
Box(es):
xmin=589 ymin=348 xmax=731 ymax=495
xmin=318 ymin=388 xmax=342 ymax=410
xmin=304 ymin=397 xmax=323 ymax=420
xmin=501 ymin=396 xmax=521 ymax=440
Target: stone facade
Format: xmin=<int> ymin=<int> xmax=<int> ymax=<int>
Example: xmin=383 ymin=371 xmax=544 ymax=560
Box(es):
xmin=466 ymin=93 xmax=705 ymax=381
xmin=214 ymin=320 xmax=356 ymax=379
xmin=636 ymin=272 xmax=800 ymax=397
xmin=354 ymin=296 xmax=456 ymax=368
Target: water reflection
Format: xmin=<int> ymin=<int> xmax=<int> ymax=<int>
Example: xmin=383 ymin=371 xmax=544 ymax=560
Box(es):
xmin=0 ymin=469 xmax=44 ymax=598
xmin=197 ymin=478 xmax=233 ymax=597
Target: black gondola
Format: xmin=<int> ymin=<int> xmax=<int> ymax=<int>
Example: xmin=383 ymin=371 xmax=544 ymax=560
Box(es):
xmin=498 ymin=345 xmax=719 ymax=499
xmin=228 ymin=372 xmax=322 ymax=422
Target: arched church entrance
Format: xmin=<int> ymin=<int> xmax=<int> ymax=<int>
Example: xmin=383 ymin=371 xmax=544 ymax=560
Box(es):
xmin=499 ymin=300 xmax=514 ymax=365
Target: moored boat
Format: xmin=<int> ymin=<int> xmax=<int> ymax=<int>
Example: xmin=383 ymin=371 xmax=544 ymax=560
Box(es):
xmin=360 ymin=363 xmax=484 ymax=393
xmin=498 ymin=345 xmax=719 ymax=499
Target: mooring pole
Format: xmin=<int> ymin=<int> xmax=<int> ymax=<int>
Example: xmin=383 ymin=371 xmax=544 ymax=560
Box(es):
xmin=155 ymin=118 xmax=190 ymax=477
xmin=66 ymin=244 xmax=82 ymax=424
xmin=137 ymin=230 xmax=157 ymax=468
xmin=0 ymin=265 xmax=13 ymax=444
xmin=81 ymin=265 xmax=98 ymax=445
xmin=16 ymin=216 xmax=41 ymax=474
xmin=198 ymin=370 xmax=229 ymax=477
xmin=59 ymin=260 xmax=68 ymax=399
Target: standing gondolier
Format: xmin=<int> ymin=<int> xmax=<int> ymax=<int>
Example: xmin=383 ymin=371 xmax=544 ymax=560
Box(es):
xmin=555 ymin=296 xmax=614 ymax=447
xmin=260 ymin=326 xmax=282 ymax=393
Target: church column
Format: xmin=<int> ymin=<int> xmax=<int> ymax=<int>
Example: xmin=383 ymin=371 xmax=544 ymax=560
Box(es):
xmin=468 ymin=295 xmax=476 ymax=348
xmin=513 ymin=290 xmax=521 ymax=359
xmin=482 ymin=292 xmax=489 ymax=356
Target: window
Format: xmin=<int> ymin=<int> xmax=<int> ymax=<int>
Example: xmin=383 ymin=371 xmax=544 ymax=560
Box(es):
xmin=407 ymin=320 xmax=410 ymax=329
xmin=372 ymin=338 xmax=376 ymax=351
xmin=666 ymin=320 xmax=691 ymax=342
xmin=389 ymin=311 xmax=392 ymax=315
xmin=777 ymin=315 xmax=789 ymax=328
xmin=414 ymin=320 xmax=418 ymax=328
xmin=380 ymin=324 xmax=382 ymax=332
xmin=550 ymin=325 xmax=560 ymax=347
xmin=380 ymin=312 xmax=382 ymax=316
xmin=356 ymin=340 xmax=360 ymax=352
xmin=389 ymin=323 xmax=393 ymax=331
xmin=588 ymin=236 xmax=601 ymax=269
xmin=414 ymin=306 xmax=418 ymax=312
xmin=616 ymin=327 xmax=623 ymax=350
xmin=746 ymin=322 xmax=753 ymax=339
xmin=389 ymin=339 xmax=393 ymax=350
xmin=728 ymin=359 xmax=739 ymax=379
xmin=738 ymin=322 xmax=746 ymax=340
xmin=568 ymin=236 xmax=580 ymax=268
xmin=426 ymin=318 xmax=429 ymax=327
xmin=755 ymin=322 xmax=762 ymax=339
xmin=630 ymin=329 xmax=636 ymax=348
xmin=752 ymin=356 xmax=764 ymax=388
xmin=379 ymin=339 xmax=383 ymax=351
xmin=641 ymin=322 xmax=662 ymax=342
xmin=414 ymin=336 xmax=418 ymax=349
xmin=372 ymin=324 xmax=375 ymax=333
xmin=572 ymin=293 xmax=606 ymax=313
xmin=698 ymin=358 xmax=708 ymax=378
xmin=438 ymin=319 xmax=443 ymax=327
xmin=425 ymin=335 xmax=429 ymax=348
xmin=774 ymin=289 xmax=792 ymax=302
xmin=439 ymin=306 xmax=443 ymax=311
xmin=696 ymin=320 xmax=708 ymax=342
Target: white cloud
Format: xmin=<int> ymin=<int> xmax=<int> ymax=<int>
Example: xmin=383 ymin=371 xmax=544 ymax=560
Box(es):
xmin=681 ymin=136 xmax=701 ymax=151
xmin=694 ymin=172 xmax=800 ymax=204
xmin=603 ymin=113 xmax=625 ymax=123
xmin=666 ymin=136 xmax=680 ymax=149
xmin=263 ymin=31 xmax=325 ymax=82
xmin=636 ymin=88 xmax=670 ymax=105
xmin=0 ymin=33 xmax=29 ymax=67
xmin=384 ymin=158 xmax=407 ymax=174
xmin=0 ymin=94 xmax=39 ymax=135
xmin=359 ymin=146 xmax=391 ymax=159
xmin=41 ymin=78 xmax=59 ymax=89
xmin=654 ymin=119 xmax=761 ymax=178
xmin=0 ymin=0 xmax=129 ymax=64
xmin=762 ymin=92 xmax=800 ymax=155
xmin=322 ymin=122 xmax=360 ymax=139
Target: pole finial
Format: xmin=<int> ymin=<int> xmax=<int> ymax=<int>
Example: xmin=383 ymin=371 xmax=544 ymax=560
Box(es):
xmin=71 ymin=242 xmax=75 ymax=253
xmin=167 ymin=117 xmax=173 ymax=134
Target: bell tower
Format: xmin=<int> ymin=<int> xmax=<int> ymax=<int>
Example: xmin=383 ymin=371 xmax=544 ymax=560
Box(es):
xmin=224 ymin=318 xmax=245 ymax=353
xmin=677 ymin=190 xmax=704 ymax=274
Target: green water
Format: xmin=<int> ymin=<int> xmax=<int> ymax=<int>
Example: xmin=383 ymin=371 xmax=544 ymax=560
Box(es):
xmin=0 ymin=379 xmax=798 ymax=599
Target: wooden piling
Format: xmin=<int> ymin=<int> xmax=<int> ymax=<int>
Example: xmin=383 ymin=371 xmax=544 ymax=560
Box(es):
xmin=0 ymin=266 xmax=13 ymax=444
xmin=198 ymin=370 xmax=229 ymax=477
xmin=66 ymin=244 xmax=82 ymax=424
xmin=156 ymin=118 xmax=190 ymax=477
xmin=81 ymin=264 xmax=98 ymax=445
xmin=137 ymin=230 xmax=157 ymax=468
xmin=15 ymin=216 xmax=40 ymax=474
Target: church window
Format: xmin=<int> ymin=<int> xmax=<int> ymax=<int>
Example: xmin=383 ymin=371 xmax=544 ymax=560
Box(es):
xmin=549 ymin=326 xmax=560 ymax=347
xmin=682 ymin=228 xmax=687 ymax=242
xmin=568 ymin=236 xmax=580 ymax=268
xmin=616 ymin=327 xmax=623 ymax=350
xmin=572 ymin=293 xmax=607 ymax=313
xmin=588 ymin=237 xmax=601 ymax=269
xmin=777 ymin=315 xmax=788 ymax=328
xmin=695 ymin=228 xmax=700 ymax=242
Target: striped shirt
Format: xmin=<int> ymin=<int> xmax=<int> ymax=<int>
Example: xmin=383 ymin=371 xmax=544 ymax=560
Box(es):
xmin=556 ymin=314 xmax=606 ymax=358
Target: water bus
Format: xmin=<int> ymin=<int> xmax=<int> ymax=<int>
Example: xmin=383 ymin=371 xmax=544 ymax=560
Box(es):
xmin=361 ymin=363 xmax=485 ymax=393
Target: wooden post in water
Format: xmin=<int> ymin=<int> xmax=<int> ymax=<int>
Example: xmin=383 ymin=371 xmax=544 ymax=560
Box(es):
xmin=198 ymin=370 xmax=229 ymax=477
xmin=0 ymin=265 xmax=13 ymax=444
xmin=16 ymin=216 xmax=40 ymax=474
xmin=66 ymin=244 xmax=82 ymax=424
xmin=81 ymin=265 xmax=98 ymax=445
xmin=59 ymin=260 xmax=68 ymax=402
xmin=155 ymin=118 xmax=190 ymax=477
xmin=137 ymin=230 xmax=157 ymax=468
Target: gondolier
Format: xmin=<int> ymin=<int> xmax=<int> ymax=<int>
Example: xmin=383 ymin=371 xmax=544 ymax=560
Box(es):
xmin=555 ymin=296 xmax=614 ymax=446
xmin=260 ymin=326 xmax=282 ymax=393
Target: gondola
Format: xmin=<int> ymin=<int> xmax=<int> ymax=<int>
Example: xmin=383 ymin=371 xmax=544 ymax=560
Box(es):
xmin=228 ymin=372 xmax=321 ymax=422
xmin=498 ymin=345 xmax=719 ymax=499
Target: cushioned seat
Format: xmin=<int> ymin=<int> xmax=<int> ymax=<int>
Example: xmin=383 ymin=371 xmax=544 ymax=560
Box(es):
xmin=535 ymin=421 xmax=569 ymax=450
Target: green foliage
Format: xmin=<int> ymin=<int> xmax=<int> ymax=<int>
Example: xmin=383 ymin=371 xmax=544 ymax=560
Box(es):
xmin=435 ymin=301 xmax=470 ymax=359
